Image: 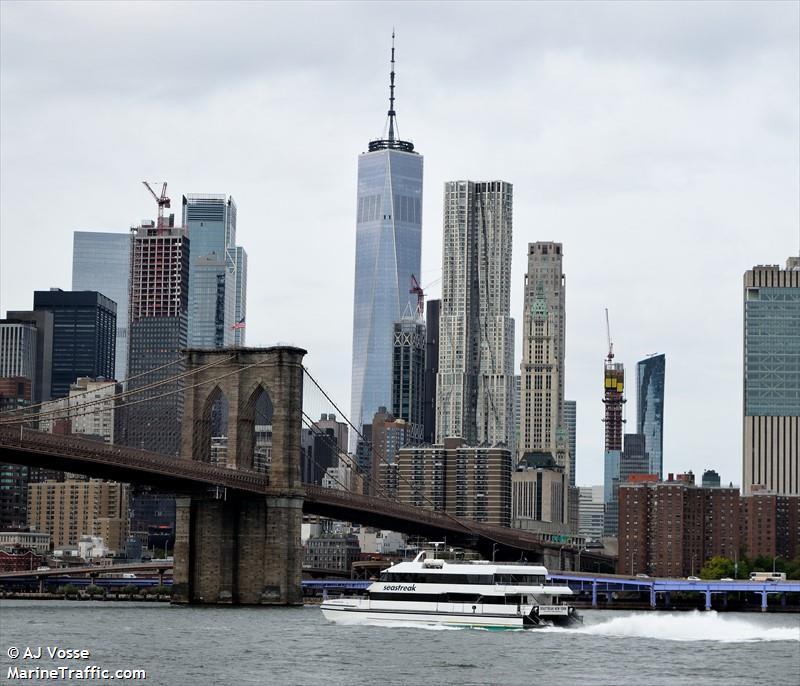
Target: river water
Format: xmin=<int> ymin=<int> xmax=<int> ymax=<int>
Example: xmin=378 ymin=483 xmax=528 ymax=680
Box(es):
xmin=0 ymin=601 xmax=798 ymax=685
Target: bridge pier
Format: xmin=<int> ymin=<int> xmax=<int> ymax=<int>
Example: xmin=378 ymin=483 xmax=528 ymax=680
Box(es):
xmin=591 ymin=581 xmax=598 ymax=608
xmin=172 ymin=493 xmax=303 ymax=605
xmin=704 ymin=590 xmax=711 ymax=611
xmin=761 ymin=591 xmax=768 ymax=612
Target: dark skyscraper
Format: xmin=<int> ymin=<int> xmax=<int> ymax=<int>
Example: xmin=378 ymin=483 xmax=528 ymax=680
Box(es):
xmin=392 ymin=314 xmax=425 ymax=443
xmin=350 ymin=35 xmax=423 ymax=444
xmin=637 ymin=353 xmax=665 ymax=478
xmin=423 ymin=299 xmax=440 ymax=443
xmin=33 ymin=289 xmax=116 ymax=399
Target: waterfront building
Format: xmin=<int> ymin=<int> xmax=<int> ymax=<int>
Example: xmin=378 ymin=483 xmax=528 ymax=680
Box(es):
xmin=743 ymin=257 xmax=800 ymax=496
xmin=423 ymin=299 xmax=440 ymax=444
xmin=182 ymin=194 xmax=238 ymax=348
xmin=0 ymin=550 xmax=43 ymax=572
xmin=618 ymin=477 xmax=799 ymax=577
xmin=71 ymin=231 xmax=131 ymax=382
xmin=0 ymin=531 xmax=50 ymax=554
xmin=397 ymin=438 xmax=512 ymax=527
xmin=436 ymin=181 xmax=514 ymax=446
xmin=129 ymin=491 xmax=175 ymax=546
xmin=392 ymin=314 xmax=425 ymax=442
xmin=304 ymin=534 xmax=361 ymax=572
xmin=27 ymin=479 xmax=129 ymax=551
xmin=636 ymin=353 xmax=665 ymax=478
xmin=3 ymin=310 xmax=53 ymax=404
xmin=511 ymin=452 xmax=567 ymax=535
xmin=350 ymin=38 xmax=423 ymax=442
xmin=564 ymin=400 xmax=576 ymax=487
xmin=125 ymin=220 xmax=189 ymax=455
xmin=33 ymin=289 xmax=116 ymax=400
xmin=578 ymin=485 xmax=605 ymax=541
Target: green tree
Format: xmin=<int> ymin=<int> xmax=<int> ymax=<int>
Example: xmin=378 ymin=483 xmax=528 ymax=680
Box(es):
xmin=86 ymin=585 xmax=104 ymax=597
xmin=699 ymin=556 xmax=734 ymax=580
xmin=146 ymin=584 xmax=170 ymax=597
xmin=121 ymin=584 xmax=140 ymax=597
xmin=59 ymin=584 xmax=79 ymax=598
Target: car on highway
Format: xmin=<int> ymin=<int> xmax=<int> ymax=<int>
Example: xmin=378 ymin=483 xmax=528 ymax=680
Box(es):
xmin=687 ymin=576 xmax=701 ymax=581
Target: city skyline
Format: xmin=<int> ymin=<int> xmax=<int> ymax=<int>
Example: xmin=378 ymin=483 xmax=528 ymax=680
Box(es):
xmin=1 ymin=2 xmax=798 ymax=487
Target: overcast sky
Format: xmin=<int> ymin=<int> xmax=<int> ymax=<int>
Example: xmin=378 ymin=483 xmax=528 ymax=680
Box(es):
xmin=1 ymin=1 xmax=798 ymax=488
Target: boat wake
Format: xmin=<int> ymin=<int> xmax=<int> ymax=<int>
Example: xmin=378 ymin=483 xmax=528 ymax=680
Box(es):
xmin=328 ymin=616 xmax=467 ymax=631
xmin=557 ymin=611 xmax=799 ymax=643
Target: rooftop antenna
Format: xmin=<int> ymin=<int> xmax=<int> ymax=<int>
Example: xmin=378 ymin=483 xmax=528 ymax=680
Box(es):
xmin=368 ymin=31 xmax=415 ymax=153
xmin=388 ymin=29 xmax=396 ymax=142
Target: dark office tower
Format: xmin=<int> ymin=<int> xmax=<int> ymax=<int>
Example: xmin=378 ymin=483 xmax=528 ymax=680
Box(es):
xmin=350 ymin=35 xmax=423 ymax=444
xmin=33 ymin=289 xmax=116 ymax=400
xmin=182 ymin=194 xmax=239 ymax=348
xmin=423 ymin=299 xmax=440 ymax=443
xmin=702 ymin=469 xmax=721 ymax=488
xmin=72 ymin=232 xmax=132 ymax=382
xmin=743 ymin=257 xmax=800 ymax=496
xmin=564 ymin=400 xmax=576 ymax=487
xmin=125 ymin=221 xmax=189 ymax=456
xmin=392 ymin=313 xmax=425 ymax=443
xmin=636 ymin=353 xmax=665 ymax=479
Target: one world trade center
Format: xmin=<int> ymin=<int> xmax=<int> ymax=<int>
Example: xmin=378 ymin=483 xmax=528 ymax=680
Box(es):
xmin=350 ymin=34 xmax=423 ymax=443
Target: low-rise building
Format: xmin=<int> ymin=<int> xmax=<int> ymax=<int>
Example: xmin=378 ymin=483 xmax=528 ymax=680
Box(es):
xmin=0 ymin=530 xmax=51 ymax=553
xmin=304 ymin=535 xmax=361 ymax=572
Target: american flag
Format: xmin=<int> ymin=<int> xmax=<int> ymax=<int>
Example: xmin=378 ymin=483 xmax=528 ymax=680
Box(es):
xmin=231 ymin=317 xmax=246 ymax=330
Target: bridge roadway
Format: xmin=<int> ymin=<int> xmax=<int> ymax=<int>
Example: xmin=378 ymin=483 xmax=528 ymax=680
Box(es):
xmin=0 ymin=427 xmax=613 ymax=565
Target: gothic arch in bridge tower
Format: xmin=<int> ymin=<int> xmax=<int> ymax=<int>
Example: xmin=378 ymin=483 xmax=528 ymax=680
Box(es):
xmin=181 ymin=348 xmax=302 ymax=488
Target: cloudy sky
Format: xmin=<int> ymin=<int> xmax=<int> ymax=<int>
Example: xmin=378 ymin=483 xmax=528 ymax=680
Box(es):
xmin=1 ymin=1 xmax=798 ymax=487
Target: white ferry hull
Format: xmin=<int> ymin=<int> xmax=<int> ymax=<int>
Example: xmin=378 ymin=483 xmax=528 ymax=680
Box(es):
xmin=321 ymin=604 xmax=528 ymax=629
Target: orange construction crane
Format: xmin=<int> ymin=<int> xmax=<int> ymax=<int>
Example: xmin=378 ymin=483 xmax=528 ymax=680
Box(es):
xmin=410 ymin=274 xmax=424 ymax=317
xmin=142 ymin=181 xmax=171 ymax=231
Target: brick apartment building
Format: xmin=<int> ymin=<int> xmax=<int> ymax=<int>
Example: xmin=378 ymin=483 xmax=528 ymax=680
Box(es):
xmin=619 ymin=476 xmax=799 ymax=577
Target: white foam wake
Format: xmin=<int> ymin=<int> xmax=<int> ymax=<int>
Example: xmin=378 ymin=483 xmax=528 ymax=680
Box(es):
xmin=573 ymin=611 xmax=800 ymax=643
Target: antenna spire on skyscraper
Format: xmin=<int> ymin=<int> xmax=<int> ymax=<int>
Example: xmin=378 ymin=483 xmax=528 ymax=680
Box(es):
xmin=368 ymin=31 xmax=416 ymax=153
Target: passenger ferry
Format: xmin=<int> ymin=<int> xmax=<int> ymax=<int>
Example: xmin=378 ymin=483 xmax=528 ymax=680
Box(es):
xmin=320 ymin=551 xmax=582 ymax=629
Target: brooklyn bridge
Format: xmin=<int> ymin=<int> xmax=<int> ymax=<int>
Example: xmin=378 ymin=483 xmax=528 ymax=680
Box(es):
xmin=0 ymin=346 xmax=612 ymax=605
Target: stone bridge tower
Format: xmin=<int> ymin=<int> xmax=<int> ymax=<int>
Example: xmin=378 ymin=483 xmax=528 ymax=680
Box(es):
xmin=172 ymin=347 xmax=305 ymax=605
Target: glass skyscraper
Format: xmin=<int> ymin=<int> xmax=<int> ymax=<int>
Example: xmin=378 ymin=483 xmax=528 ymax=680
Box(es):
xmin=182 ymin=194 xmax=238 ymax=348
xmin=636 ymin=353 xmax=665 ymax=478
xmin=72 ymin=231 xmax=131 ymax=382
xmin=350 ymin=38 xmax=423 ymax=440
xmin=743 ymin=257 xmax=799 ymax=495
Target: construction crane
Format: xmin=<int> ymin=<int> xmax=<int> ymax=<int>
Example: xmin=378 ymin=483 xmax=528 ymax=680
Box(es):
xmin=605 ymin=307 xmax=614 ymax=362
xmin=142 ymin=181 xmax=171 ymax=231
xmin=410 ymin=274 xmax=425 ymax=318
